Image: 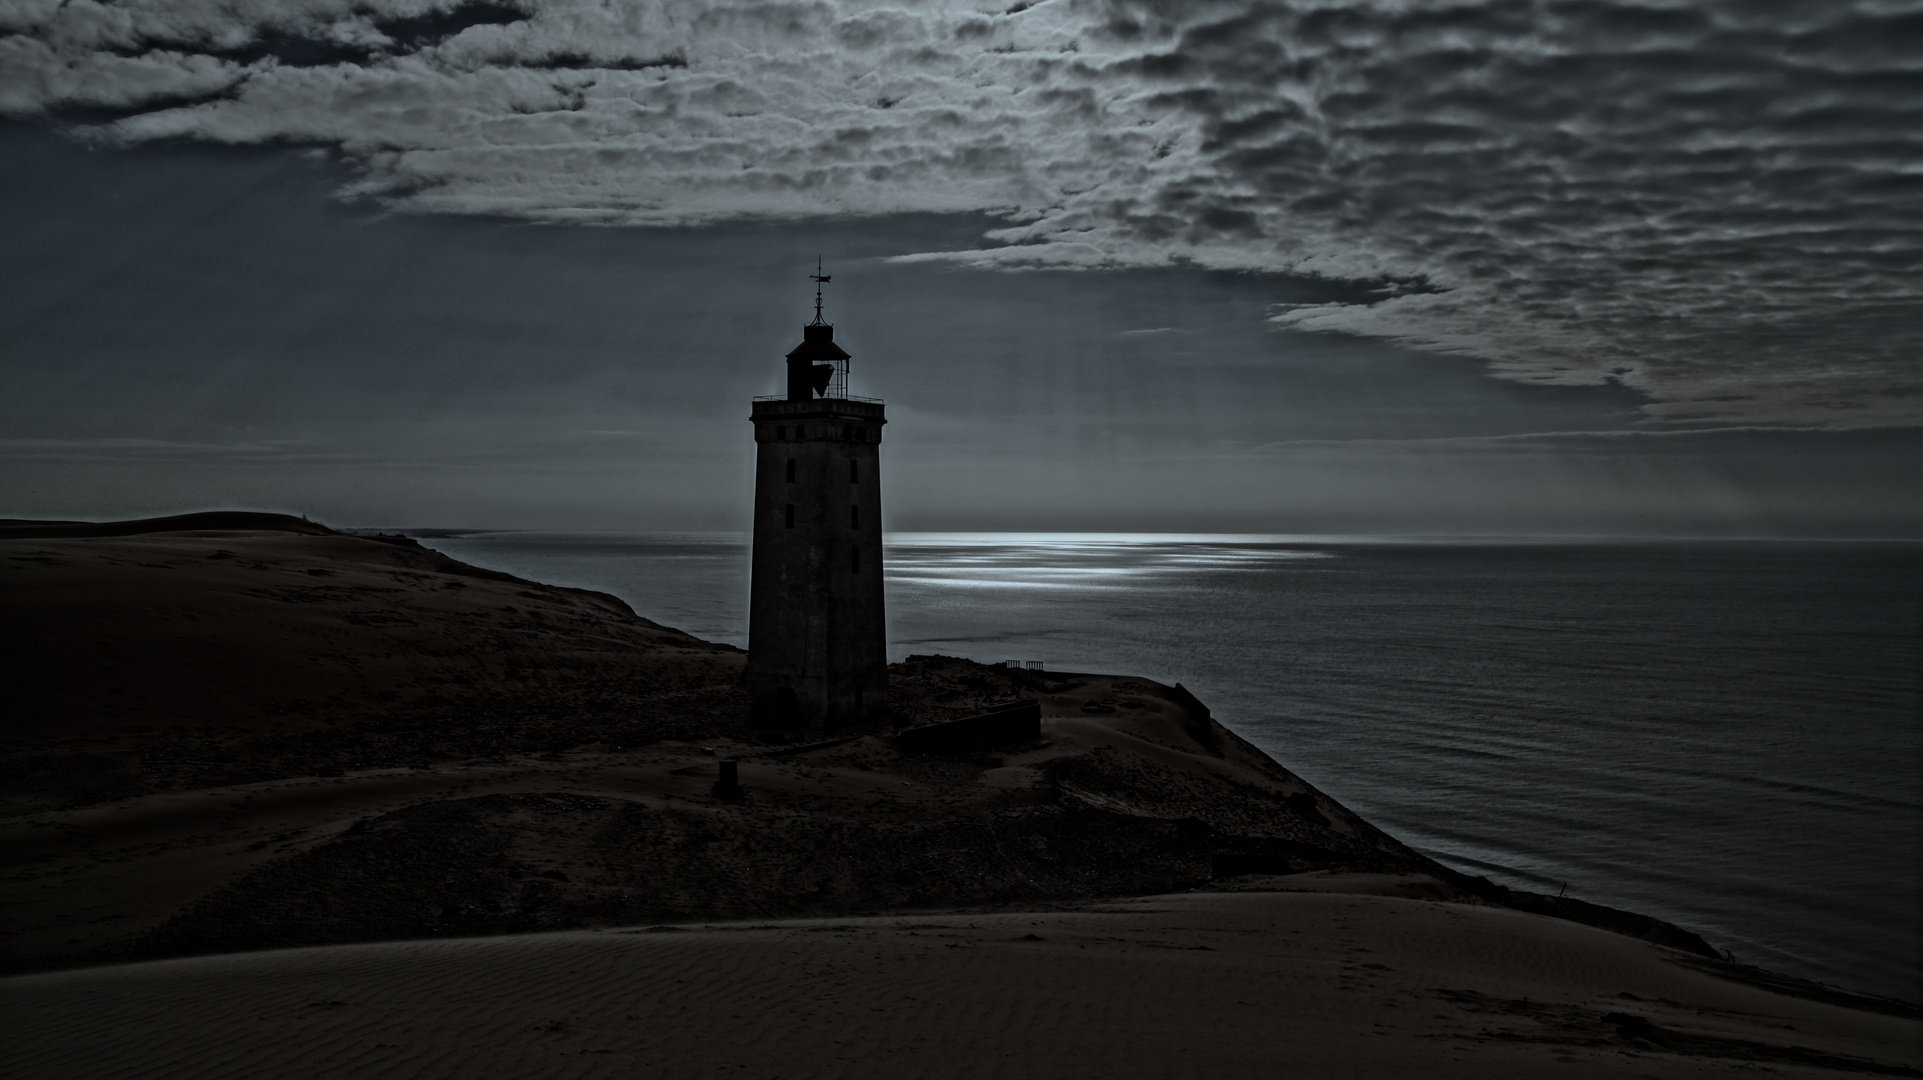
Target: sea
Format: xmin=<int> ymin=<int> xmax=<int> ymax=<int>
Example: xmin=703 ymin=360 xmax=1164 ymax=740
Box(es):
xmin=423 ymin=532 xmax=1920 ymax=1002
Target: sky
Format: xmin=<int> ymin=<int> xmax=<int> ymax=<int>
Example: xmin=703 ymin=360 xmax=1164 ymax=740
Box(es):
xmin=1 ymin=0 xmax=1919 ymax=535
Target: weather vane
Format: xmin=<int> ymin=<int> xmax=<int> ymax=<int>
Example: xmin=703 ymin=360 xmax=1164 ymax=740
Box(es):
xmin=810 ymin=256 xmax=831 ymax=325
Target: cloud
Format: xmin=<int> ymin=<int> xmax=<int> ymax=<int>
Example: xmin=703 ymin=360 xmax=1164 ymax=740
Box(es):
xmin=4 ymin=0 xmax=1918 ymax=426
xmin=1248 ymin=424 xmax=1894 ymax=453
xmin=0 ymin=436 xmax=332 ymax=461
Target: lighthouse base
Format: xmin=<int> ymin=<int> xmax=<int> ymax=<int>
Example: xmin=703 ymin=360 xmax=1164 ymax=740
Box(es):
xmin=747 ymin=670 xmax=889 ymax=732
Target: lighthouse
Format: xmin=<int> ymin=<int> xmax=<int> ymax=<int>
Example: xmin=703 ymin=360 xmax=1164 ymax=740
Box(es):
xmin=745 ymin=264 xmax=888 ymax=730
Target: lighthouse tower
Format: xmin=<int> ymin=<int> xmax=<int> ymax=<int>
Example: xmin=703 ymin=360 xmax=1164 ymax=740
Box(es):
xmin=745 ymin=265 xmax=887 ymax=730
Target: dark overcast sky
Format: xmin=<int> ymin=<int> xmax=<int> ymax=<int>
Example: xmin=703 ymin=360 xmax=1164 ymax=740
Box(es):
xmin=1 ymin=0 xmax=1919 ymax=535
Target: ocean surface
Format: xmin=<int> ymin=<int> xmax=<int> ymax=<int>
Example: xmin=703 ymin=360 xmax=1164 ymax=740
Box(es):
xmin=425 ymin=532 xmax=1920 ymax=1002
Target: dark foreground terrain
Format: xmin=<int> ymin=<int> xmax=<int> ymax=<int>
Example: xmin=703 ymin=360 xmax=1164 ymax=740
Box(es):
xmin=0 ymin=512 xmax=1720 ymax=973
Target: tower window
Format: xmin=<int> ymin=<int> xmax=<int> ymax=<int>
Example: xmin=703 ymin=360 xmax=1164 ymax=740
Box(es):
xmin=850 ymin=505 xmax=860 ymax=529
xmin=785 ymin=504 xmax=795 ymax=529
xmin=776 ymin=426 xmax=786 ymax=440
xmin=795 ymin=425 xmax=805 ymax=439
xmin=786 ymin=459 xmax=796 ymax=483
xmin=849 ymin=460 xmax=857 ymax=484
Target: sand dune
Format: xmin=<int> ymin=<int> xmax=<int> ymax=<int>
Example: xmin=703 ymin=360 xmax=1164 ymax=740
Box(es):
xmin=4 ymin=884 xmax=1916 ymax=1079
xmin=1 ymin=519 xmax=735 ymax=759
xmin=0 ymin=669 xmax=1430 ymax=974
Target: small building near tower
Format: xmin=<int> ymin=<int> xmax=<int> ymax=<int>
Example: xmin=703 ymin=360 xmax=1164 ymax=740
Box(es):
xmin=745 ymin=269 xmax=887 ymax=730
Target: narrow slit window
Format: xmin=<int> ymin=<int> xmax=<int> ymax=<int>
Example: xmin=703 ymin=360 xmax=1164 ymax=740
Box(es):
xmin=848 ymin=460 xmax=858 ymax=484
xmin=850 ymin=505 xmax=860 ymax=529
xmin=786 ymin=459 xmax=796 ymax=483
xmin=784 ymin=504 xmax=795 ymax=529
xmin=851 ymin=548 xmax=860 ymax=572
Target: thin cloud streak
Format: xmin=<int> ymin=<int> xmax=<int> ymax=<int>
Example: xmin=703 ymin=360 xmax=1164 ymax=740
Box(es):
xmin=1249 ymin=424 xmax=1903 ymax=452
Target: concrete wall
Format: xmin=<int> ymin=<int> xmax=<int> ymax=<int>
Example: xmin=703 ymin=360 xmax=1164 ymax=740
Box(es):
xmin=745 ymin=398 xmax=888 ymax=730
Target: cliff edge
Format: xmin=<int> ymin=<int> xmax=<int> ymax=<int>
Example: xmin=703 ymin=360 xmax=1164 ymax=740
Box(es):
xmin=5 ymin=518 xmax=1708 ymax=975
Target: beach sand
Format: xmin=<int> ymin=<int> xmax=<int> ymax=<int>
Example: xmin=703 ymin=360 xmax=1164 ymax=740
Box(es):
xmin=4 ymin=881 xmax=1917 ymax=1079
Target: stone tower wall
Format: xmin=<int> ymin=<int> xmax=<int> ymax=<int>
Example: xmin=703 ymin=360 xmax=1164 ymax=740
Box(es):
xmin=745 ymin=399 xmax=887 ymax=730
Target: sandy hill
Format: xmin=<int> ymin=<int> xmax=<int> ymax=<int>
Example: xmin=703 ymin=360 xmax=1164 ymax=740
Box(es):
xmin=2 ymin=513 xmax=742 ymax=807
xmin=3 ymin=516 xmax=1914 ymax=1078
